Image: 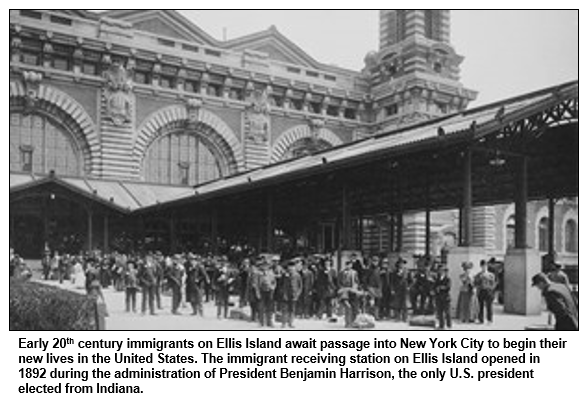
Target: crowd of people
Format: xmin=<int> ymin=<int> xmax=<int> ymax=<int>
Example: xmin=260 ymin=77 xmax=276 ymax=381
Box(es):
xmin=9 ymin=247 xmax=577 ymax=330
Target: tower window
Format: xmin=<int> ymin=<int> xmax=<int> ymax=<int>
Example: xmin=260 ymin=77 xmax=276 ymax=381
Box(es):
xmin=434 ymin=62 xmax=443 ymax=74
xmin=396 ymin=10 xmax=407 ymax=42
xmin=425 ymin=10 xmax=443 ymax=41
xmin=389 ymin=64 xmax=398 ymax=77
xmin=385 ymin=104 xmax=399 ymax=117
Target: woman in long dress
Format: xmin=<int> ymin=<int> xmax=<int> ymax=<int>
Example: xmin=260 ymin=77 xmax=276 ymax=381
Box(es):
xmin=456 ymin=262 xmax=478 ymax=323
xmin=71 ymin=258 xmax=86 ymax=290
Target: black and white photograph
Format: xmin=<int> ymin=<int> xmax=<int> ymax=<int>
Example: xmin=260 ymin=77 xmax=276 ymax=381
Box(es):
xmin=9 ymin=9 xmax=578 ymax=331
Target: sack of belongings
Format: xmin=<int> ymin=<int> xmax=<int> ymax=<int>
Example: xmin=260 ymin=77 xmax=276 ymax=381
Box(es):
xmin=352 ymin=313 xmax=376 ymax=329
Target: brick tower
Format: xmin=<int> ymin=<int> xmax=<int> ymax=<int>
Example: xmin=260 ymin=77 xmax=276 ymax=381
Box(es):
xmin=366 ymin=10 xmax=477 ymax=132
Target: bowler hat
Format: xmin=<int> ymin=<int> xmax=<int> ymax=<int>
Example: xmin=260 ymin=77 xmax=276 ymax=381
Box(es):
xmin=462 ymin=261 xmax=474 ymax=270
xmin=531 ymin=273 xmax=549 ymax=287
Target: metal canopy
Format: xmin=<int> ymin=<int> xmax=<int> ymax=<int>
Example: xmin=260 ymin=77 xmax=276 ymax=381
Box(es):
xmin=139 ymin=80 xmax=578 ymax=216
xmin=9 ymin=173 xmax=193 ymax=213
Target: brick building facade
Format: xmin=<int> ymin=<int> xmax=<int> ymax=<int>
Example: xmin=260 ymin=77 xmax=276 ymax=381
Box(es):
xmin=9 ymin=10 xmax=577 ymax=268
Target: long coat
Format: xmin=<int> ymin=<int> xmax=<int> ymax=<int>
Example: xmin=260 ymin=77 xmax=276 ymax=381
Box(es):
xmin=543 ymin=283 xmax=579 ymax=331
xmin=279 ymin=271 xmax=303 ymax=303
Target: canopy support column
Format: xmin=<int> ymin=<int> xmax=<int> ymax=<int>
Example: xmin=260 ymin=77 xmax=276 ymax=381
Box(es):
xmin=266 ymin=191 xmax=274 ymax=253
xmin=103 ymin=215 xmax=109 ymax=254
xmin=514 ymin=156 xmax=528 ymax=249
xmin=548 ymin=197 xmax=556 ymax=257
xmin=425 ymin=171 xmax=432 ymax=258
xmin=87 ymin=210 xmax=94 ymax=252
xmin=461 ymin=148 xmax=473 ymax=247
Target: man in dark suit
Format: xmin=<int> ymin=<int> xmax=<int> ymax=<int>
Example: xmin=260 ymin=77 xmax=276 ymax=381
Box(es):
xmin=380 ymin=258 xmax=394 ymax=320
xmin=299 ymin=260 xmax=315 ymax=319
xmin=139 ymin=255 xmax=158 ymax=316
xmin=255 ymin=257 xmax=277 ymax=328
xmin=185 ymin=255 xmax=209 ymax=317
xmin=280 ymin=260 xmax=303 ymax=328
xmin=393 ymin=258 xmax=409 ymax=322
xmin=532 ymin=273 xmax=578 ymax=331
xmin=364 ymin=255 xmax=383 ymax=320
xmin=166 ymin=256 xmax=183 ymax=315
xmin=434 ymin=265 xmax=452 ymax=330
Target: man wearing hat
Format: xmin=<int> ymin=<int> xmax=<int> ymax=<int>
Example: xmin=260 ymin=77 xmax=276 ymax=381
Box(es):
xmin=139 ymin=255 xmax=158 ymax=316
xmin=124 ymin=260 xmax=140 ymax=313
xmin=433 ymin=265 xmax=452 ymax=330
xmin=299 ymin=260 xmax=316 ymax=319
xmin=166 ymin=256 xmax=184 ymax=315
xmin=474 ymin=260 xmax=496 ymax=324
xmin=215 ymin=259 xmax=235 ymax=320
xmin=255 ymin=256 xmax=277 ymax=327
xmin=393 ymin=258 xmax=410 ymax=322
xmin=364 ymin=255 xmax=383 ymax=320
xmin=246 ymin=258 xmax=261 ymax=323
xmin=532 ymin=273 xmax=578 ymax=331
xmin=185 ymin=255 xmax=209 ymax=317
xmin=548 ymin=263 xmax=571 ymax=290
xmin=280 ymin=260 xmax=303 ymax=328
xmin=338 ymin=260 xmax=360 ymax=328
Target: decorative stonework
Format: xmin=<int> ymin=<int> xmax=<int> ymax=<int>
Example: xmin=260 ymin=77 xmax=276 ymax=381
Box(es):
xmin=103 ymin=62 xmax=134 ymax=126
xmin=244 ymin=88 xmax=271 ymax=144
xmin=309 ymin=118 xmax=325 ymax=138
xmin=21 ymin=71 xmax=43 ymax=113
xmin=98 ymin=16 xmax=134 ymax=39
xmin=185 ymin=97 xmax=203 ymax=128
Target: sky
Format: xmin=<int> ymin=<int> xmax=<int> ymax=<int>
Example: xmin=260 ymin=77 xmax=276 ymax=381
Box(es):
xmin=180 ymin=10 xmax=578 ymax=107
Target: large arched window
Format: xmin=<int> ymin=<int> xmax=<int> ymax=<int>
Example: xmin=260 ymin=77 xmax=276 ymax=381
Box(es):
xmin=565 ymin=220 xmax=578 ymax=253
xmin=143 ymin=132 xmax=221 ymax=186
xmin=10 ymin=113 xmax=82 ymax=176
xmin=538 ymin=217 xmax=550 ymax=252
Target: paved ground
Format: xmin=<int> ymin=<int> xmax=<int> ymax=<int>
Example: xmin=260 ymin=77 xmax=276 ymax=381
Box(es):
xmin=33 ymin=277 xmax=551 ymax=331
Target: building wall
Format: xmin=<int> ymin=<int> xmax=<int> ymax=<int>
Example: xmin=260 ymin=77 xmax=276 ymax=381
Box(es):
xmin=10 ymin=10 xmax=368 ymax=183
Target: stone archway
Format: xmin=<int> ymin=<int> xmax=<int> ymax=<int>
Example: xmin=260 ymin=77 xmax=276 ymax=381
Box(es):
xmin=10 ymin=80 xmax=100 ymax=175
xmin=560 ymin=209 xmax=578 ymax=255
xmin=271 ymin=125 xmax=343 ymax=163
xmin=134 ymin=105 xmax=244 ymax=179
